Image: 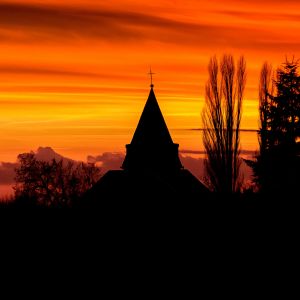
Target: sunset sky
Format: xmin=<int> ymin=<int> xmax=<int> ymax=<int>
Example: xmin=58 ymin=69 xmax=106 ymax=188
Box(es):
xmin=0 ymin=0 xmax=300 ymax=163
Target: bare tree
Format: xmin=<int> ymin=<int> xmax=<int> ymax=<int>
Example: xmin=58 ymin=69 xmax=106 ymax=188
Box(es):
xmin=202 ymin=55 xmax=246 ymax=193
xmin=258 ymin=62 xmax=274 ymax=153
xmin=14 ymin=152 xmax=101 ymax=207
xmin=245 ymin=63 xmax=273 ymax=190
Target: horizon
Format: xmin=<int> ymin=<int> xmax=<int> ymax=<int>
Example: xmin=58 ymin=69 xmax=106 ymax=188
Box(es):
xmin=0 ymin=142 xmax=256 ymax=198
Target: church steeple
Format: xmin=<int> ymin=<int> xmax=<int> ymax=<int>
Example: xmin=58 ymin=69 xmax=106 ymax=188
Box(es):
xmin=122 ymin=83 xmax=183 ymax=172
xmin=130 ymin=87 xmax=174 ymax=146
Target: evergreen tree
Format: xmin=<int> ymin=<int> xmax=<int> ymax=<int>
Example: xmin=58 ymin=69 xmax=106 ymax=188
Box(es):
xmin=271 ymin=58 xmax=300 ymax=146
xmin=248 ymin=58 xmax=300 ymax=194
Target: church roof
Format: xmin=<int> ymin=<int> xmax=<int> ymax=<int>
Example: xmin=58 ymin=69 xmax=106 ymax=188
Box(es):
xmin=130 ymin=87 xmax=173 ymax=146
xmin=122 ymin=84 xmax=183 ymax=171
xmin=85 ymin=169 xmax=210 ymax=202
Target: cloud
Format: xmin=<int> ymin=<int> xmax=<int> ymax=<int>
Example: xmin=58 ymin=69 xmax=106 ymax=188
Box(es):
xmin=0 ymin=85 xmax=145 ymax=95
xmin=34 ymin=146 xmax=75 ymax=163
xmin=0 ymin=147 xmax=75 ymax=186
xmin=180 ymin=154 xmax=253 ymax=183
xmin=86 ymin=150 xmax=253 ymax=183
xmin=86 ymin=151 xmax=207 ymax=179
xmin=185 ymin=128 xmax=258 ymax=132
xmin=0 ymin=162 xmax=17 ymax=184
xmin=0 ymin=2 xmax=287 ymax=50
xmin=0 ymin=65 xmax=101 ymax=78
xmin=180 ymin=149 xmax=256 ymax=156
xmin=87 ymin=152 xmax=124 ymax=172
xmin=0 ymin=3 xmax=141 ymax=42
xmin=0 ymin=148 xmax=123 ymax=187
xmin=180 ymin=154 xmax=205 ymax=180
xmin=222 ymin=10 xmax=300 ymax=22
xmin=223 ymin=0 xmax=300 ymax=5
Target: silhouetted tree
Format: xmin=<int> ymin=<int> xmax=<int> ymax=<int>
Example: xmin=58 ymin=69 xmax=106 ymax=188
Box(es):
xmin=272 ymin=58 xmax=300 ymax=145
xmin=247 ymin=58 xmax=300 ymax=194
xmin=259 ymin=62 xmax=274 ymax=152
xmin=246 ymin=63 xmax=274 ymax=189
xmin=202 ymin=55 xmax=246 ymax=193
xmin=14 ymin=152 xmax=101 ymax=207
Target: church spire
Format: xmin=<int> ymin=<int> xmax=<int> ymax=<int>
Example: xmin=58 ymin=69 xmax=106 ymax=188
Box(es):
xmin=130 ymin=86 xmax=173 ymax=146
xmin=121 ymin=79 xmax=183 ymax=172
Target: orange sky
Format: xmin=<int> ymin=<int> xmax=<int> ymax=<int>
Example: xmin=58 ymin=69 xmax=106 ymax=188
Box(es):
xmin=0 ymin=0 xmax=300 ymax=162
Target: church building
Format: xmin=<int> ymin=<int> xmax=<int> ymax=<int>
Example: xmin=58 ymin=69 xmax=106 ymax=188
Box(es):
xmin=86 ymin=79 xmax=209 ymax=202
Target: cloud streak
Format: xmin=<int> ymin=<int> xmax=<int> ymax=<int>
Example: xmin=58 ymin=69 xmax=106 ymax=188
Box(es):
xmin=0 ymin=65 xmax=102 ymax=77
xmin=0 ymin=2 xmax=290 ymax=50
xmin=180 ymin=149 xmax=256 ymax=156
xmin=183 ymin=128 xmax=258 ymax=132
xmin=222 ymin=10 xmax=300 ymax=22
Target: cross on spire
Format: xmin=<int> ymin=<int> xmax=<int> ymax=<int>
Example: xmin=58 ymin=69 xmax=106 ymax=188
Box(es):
xmin=148 ymin=67 xmax=155 ymax=88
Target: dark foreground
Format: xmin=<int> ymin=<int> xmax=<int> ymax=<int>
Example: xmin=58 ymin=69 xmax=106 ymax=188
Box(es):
xmin=1 ymin=192 xmax=297 ymax=280
xmin=0 ymin=192 xmax=297 ymax=229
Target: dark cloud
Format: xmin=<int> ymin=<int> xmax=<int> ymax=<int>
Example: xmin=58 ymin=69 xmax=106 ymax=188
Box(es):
xmin=224 ymin=0 xmax=300 ymax=4
xmin=34 ymin=147 xmax=75 ymax=163
xmin=0 ymin=149 xmax=123 ymax=186
xmin=87 ymin=151 xmax=253 ymax=183
xmin=0 ymin=65 xmax=146 ymax=83
xmin=0 ymin=3 xmax=143 ymax=42
xmin=180 ymin=149 xmax=256 ymax=155
xmin=0 ymin=147 xmax=75 ymax=186
xmin=0 ymin=65 xmax=102 ymax=77
xmin=0 ymin=162 xmax=17 ymax=184
xmin=0 ymin=2 xmax=208 ymax=31
xmin=0 ymin=2 xmax=282 ymax=50
xmin=0 ymin=85 xmax=145 ymax=95
xmin=179 ymin=154 xmax=253 ymax=183
xmin=86 ymin=152 xmax=207 ymax=179
xmin=180 ymin=154 xmax=205 ymax=180
xmin=186 ymin=128 xmax=258 ymax=132
xmin=87 ymin=152 xmax=206 ymax=179
xmin=180 ymin=149 xmax=206 ymax=155
xmin=223 ymin=10 xmax=300 ymax=22
xmin=87 ymin=152 xmax=124 ymax=172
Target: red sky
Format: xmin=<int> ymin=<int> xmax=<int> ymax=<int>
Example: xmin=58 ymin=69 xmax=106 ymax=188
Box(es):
xmin=0 ymin=0 xmax=300 ymax=162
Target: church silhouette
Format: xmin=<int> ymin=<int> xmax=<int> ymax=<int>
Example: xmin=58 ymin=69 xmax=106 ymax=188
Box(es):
xmin=86 ymin=81 xmax=209 ymax=202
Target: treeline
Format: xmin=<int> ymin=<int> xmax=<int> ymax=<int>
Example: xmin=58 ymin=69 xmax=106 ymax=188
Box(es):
xmin=202 ymin=55 xmax=300 ymax=196
xmin=2 ymin=152 xmax=101 ymax=208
